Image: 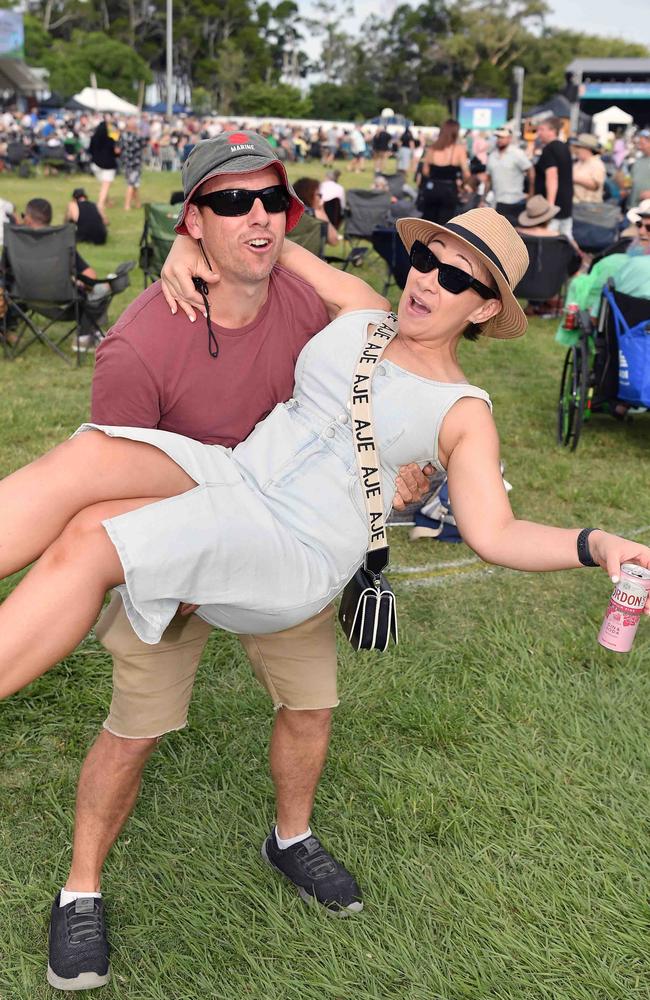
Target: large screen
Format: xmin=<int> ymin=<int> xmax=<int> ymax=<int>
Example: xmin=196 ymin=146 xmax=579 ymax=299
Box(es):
xmin=0 ymin=10 xmax=24 ymax=59
xmin=458 ymin=98 xmax=509 ymax=130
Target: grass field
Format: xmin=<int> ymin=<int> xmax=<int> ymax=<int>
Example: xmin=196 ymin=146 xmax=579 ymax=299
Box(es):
xmin=1 ymin=167 xmax=650 ymax=1000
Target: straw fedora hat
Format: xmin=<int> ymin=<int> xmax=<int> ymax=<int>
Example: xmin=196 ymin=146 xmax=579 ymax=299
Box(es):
xmin=396 ymin=208 xmax=530 ymax=339
xmin=517 ymin=194 xmax=560 ymax=228
xmin=569 ymin=133 xmax=601 ymax=153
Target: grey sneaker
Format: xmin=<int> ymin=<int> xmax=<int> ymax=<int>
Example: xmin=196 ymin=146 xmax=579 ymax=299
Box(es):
xmin=261 ymin=829 xmax=363 ymax=916
xmin=47 ymin=893 xmax=110 ymax=991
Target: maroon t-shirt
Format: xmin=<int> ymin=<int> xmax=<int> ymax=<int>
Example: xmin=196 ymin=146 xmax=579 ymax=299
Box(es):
xmin=91 ymin=266 xmax=331 ymax=446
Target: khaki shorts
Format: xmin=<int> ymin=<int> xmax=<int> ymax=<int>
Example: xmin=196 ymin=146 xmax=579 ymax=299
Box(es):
xmin=95 ymin=594 xmax=338 ymax=739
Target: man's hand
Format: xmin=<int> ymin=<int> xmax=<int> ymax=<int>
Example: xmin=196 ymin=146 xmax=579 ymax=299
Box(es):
xmin=393 ymin=463 xmax=435 ymax=510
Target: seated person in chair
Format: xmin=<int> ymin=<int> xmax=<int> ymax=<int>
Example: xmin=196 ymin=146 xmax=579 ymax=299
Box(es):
xmin=10 ymin=198 xmax=107 ymax=352
xmin=517 ymin=195 xmax=582 ymax=315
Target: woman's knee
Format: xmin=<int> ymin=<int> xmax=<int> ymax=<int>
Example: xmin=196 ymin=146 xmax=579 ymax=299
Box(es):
xmin=44 ymin=504 xmax=115 ymax=570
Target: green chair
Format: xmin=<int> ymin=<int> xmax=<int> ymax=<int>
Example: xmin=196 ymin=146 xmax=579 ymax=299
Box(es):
xmin=139 ymin=203 xmax=179 ymax=286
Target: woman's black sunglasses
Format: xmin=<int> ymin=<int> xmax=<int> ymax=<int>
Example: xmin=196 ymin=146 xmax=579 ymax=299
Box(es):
xmin=192 ymin=185 xmax=291 ymax=217
xmin=409 ymin=240 xmax=498 ymax=300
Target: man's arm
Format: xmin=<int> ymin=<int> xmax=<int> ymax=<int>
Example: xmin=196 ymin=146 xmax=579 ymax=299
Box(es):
xmin=75 ymin=250 xmax=97 ymax=282
xmin=544 ymin=165 xmax=559 ymax=206
xmin=527 ymin=166 xmax=535 ymax=197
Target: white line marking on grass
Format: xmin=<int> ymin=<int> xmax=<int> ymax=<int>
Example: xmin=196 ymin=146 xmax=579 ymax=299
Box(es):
xmin=392 ymin=557 xmax=481 ymax=574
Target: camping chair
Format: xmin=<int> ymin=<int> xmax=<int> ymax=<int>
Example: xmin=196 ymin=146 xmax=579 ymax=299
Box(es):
xmin=515 ymin=235 xmax=577 ymax=316
xmin=291 ymin=212 xmax=367 ymax=270
xmin=1 ymin=223 xmax=134 ymax=365
xmin=573 ymin=202 xmax=622 ymax=254
xmin=376 ymin=174 xmax=408 ymax=199
xmin=139 ymin=202 xmax=179 ymax=287
xmin=1 ymin=222 xmax=80 ymax=362
xmin=39 ymin=142 xmax=77 ymax=175
xmin=371 ymin=227 xmax=411 ymax=296
xmin=344 ymin=190 xmax=391 ymax=244
xmin=322 ymin=197 xmax=343 ymax=229
xmin=290 ymin=213 xmax=328 ymax=257
xmin=5 ymin=141 xmax=33 ymax=178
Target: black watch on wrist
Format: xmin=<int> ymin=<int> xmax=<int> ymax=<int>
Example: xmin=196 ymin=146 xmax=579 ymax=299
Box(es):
xmin=577 ymin=527 xmax=599 ymax=567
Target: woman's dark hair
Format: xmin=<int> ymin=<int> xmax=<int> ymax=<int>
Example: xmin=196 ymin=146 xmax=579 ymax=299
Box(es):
xmin=293 ymin=177 xmax=320 ymax=209
xmin=431 ymin=119 xmax=460 ymax=151
xmin=463 ymin=323 xmax=481 ymax=341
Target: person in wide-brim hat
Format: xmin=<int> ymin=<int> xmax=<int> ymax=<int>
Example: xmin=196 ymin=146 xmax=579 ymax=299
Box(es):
xmin=396 ymin=208 xmax=530 ymax=339
xmin=569 ymin=133 xmax=602 ymax=153
xmin=516 ymin=193 xmax=561 ymax=229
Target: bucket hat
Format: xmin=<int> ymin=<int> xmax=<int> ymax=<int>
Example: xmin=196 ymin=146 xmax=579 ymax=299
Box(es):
xmin=175 ymin=130 xmax=303 ymax=235
xmin=626 ymin=198 xmax=650 ymax=223
xmin=396 ymin=208 xmax=530 ymax=339
xmin=569 ymin=133 xmax=601 ymax=153
xmin=517 ymin=194 xmax=560 ymax=227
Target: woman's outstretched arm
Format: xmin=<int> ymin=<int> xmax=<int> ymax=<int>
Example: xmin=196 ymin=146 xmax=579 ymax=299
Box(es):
xmin=442 ymin=397 xmax=650 ymax=589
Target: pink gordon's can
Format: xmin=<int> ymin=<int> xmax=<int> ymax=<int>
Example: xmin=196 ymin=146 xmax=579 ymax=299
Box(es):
xmin=598 ymin=563 xmax=650 ymax=653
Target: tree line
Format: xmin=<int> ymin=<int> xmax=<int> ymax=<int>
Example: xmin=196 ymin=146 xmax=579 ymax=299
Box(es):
xmin=16 ymin=0 xmax=649 ymax=119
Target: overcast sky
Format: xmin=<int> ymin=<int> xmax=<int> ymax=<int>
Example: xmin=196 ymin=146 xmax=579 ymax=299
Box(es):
xmin=300 ymin=0 xmax=650 ymax=51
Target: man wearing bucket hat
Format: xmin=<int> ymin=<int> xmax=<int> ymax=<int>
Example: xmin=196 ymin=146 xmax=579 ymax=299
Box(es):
xmin=485 ymin=128 xmax=534 ymax=226
xmin=569 ymin=134 xmax=606 ymax=205
xmin=47 ymin=130 xmax=431 ymax=991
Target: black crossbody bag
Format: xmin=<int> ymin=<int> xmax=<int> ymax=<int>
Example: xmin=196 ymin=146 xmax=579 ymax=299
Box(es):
xmin=338 ymin=314 xmax=399 ymax=652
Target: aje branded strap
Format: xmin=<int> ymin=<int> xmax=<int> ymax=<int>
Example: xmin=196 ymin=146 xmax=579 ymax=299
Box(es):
xmin=338 ymin=313 xmax=399 ymax=651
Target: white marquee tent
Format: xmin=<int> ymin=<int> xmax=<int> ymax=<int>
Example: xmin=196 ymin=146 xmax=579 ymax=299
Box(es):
xmin=72 ymin=87 xmax=139 ymax=115
xmin=592 ymin=105 xmax=634 ymax=143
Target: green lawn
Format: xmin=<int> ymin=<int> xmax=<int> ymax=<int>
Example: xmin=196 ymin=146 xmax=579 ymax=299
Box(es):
xmin=1 ymin=168 xmax=650 ymax=1000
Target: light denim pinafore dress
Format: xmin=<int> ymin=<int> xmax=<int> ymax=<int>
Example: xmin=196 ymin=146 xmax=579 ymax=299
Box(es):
xmin=81 ymin=309 xmax=491 ymax=642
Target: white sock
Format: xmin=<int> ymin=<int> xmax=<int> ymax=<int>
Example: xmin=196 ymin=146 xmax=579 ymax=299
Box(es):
xmin=59 ymin=887 xmax=102 ymax=907
xmin=274 ymin=826 xmax=312 ymax=850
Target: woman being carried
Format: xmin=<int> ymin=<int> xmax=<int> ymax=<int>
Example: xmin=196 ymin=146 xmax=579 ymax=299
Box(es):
xmin=0 ymin=209 xmax=648 ymax=701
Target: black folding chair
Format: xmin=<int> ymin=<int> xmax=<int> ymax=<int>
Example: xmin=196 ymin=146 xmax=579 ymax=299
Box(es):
xmin=344 ymin=190 xmax=392 ymax=245
xmin=515 ymin=235 xmax=577 ymax=315
xmin=1 ymin=223 xmax=81 ymax=363
xmin=139 ymin=203 xmax=178 ymax=287
xmin=573 ymin=202 xmax=622 ymax=254
xmin=371 ymin=227 xmax=411 ymax=296
xmin=1 ymin=223 xmax=134 ymax=365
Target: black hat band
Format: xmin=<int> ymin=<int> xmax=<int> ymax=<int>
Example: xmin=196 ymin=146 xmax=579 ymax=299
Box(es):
xmin=445 ymin=223 xmax=509 ymax=281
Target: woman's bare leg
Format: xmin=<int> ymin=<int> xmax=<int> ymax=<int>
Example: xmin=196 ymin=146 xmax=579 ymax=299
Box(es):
xmin=0 ymin=431 xmax=196 ymax=578
xmin=97 ymin=181 xmax=112 ymax=218
xmin=0 ymin=498 xmax=156 ymax=699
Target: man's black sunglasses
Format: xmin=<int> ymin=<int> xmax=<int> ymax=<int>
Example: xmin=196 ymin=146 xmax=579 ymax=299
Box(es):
xmin=192 ymin=185 xmax=291 ymax=217
xmin=409 ymin=240 xmax=498 ymax=300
